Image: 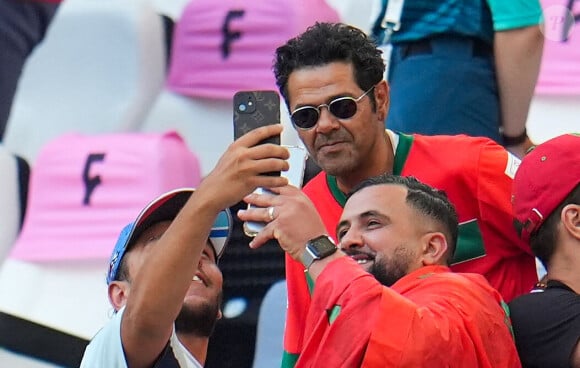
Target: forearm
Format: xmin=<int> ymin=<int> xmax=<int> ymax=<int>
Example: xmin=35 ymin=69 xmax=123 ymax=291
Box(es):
xmin=124 ymin=190 xmax=220 ymax=339
xmin=494 ymin=26 xmax=543 ymax=139
xmin=572 ymin=341 xmax=580 ymax=368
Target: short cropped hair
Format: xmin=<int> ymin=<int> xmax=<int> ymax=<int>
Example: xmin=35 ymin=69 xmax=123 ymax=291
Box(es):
xmin=529 ymin=184 xmax=580 ymax=269
xmin=273 ymin=22 xmax=385 ymax=110
xmin=348 ymin=174 xmax=459 ymax=264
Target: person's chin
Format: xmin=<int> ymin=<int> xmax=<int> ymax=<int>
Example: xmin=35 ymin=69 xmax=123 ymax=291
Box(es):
xmin=348 ymin=256 xmax=374 ymax=272
xmin=359 ymin=261 xmax=373 ymax=273
xmin=183 ymin=292 xmax=213 ymax=307
xmin=175 ymin=300 xmax=220 ymax=337
xmin=317 ymin=151 xmax=355 ymax=174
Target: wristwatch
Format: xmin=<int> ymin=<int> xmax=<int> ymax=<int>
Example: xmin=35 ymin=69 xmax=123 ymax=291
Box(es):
xmin=301 ymin=235 xmax=338 ymax=270
xmin=501 ymin=128 xmax=528 ymax=146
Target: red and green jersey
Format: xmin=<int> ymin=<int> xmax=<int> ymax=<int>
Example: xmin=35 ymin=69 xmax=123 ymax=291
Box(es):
xmin=282 ymin=131 xmax=536 ymax=367
xmin=296 ymin=258 xmax=521 ymax=368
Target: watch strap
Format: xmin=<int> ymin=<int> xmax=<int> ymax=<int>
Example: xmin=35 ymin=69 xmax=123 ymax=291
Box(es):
xmin=501 ymin=128 xmax=528 ymax=146
xmin=301 ymin=235 xmax=337 ymax=270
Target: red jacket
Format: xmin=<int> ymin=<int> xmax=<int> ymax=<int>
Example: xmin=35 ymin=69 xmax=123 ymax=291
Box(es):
xmin=297 ymin=258 xmax=520 ymax=368
xmin=282 ymin=131 xmax=535 ymax=366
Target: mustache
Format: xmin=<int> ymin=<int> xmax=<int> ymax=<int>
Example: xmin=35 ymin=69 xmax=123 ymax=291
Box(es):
xmin=342 ymin=248 xmax=375 ymax=259
xmin=314 ymin=130 xmax=351 ymax=149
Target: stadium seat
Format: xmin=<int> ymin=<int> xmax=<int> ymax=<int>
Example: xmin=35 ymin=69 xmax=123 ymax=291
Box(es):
xmin=0 ymin=145 xmax=29 ymax=264
xmin=142 ymin=92 xmax=301 ymax=175
xmin=0 ymin=131 xmax=201 ymax=367
xmin=3 ymin=0 xmax=166 ymax=164
xmin=140 ymin=0 xmax=339 ymax=174
xmin=0 ymin=348 xmax=60 ymax=368
xmin=252 ymin=280 xmax=287 ymax=368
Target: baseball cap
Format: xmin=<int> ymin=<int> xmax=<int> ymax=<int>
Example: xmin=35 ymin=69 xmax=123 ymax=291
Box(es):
xmin=512 ymin=133 xmax=580 ymax=242
xmin=106 ymin=188 xmax=232 ymax=284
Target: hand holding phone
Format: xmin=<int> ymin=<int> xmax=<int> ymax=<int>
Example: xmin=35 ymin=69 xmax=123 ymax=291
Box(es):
xmin=233 ymin=90 xmax=282 ymax=236
xmin=243 ymin=146 xmax=308 ymax=237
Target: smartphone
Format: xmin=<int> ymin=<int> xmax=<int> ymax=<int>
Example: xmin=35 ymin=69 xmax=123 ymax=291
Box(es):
xmin=243 ymin=146 xmax=308 ymax=237
xmin=233 ymin=90 xmax=281 ymax=155
xmin=233 ymin=90 xmax=282 ymax=237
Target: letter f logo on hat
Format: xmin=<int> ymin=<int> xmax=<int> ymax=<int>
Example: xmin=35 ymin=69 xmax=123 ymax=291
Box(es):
xmin=222 ymin=9 xmax=245 ymax=59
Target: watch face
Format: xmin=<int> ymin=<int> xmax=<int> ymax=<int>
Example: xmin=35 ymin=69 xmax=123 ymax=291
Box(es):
xmin=310 ymin=235 xmax=337 ymax=258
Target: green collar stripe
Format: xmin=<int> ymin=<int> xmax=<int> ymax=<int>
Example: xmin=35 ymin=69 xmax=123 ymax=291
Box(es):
xmin=327 ymin=175 xmax=347 ymax=206
xmin=326 ymin=132 xmax=415 ymax=205
xmin=393 ymin=133 xmax=413 ymax=175
xmin=281 ymin=351 xmax=299 ymax=368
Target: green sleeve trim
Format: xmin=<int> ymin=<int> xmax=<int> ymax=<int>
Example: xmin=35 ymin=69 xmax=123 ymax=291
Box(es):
xmin=501 ymin=300 xmax=515 ymax=339
xmin=306 ymin=271 xmax=315 ymax=295
xmin=328 ymin=305 xmax=341 ymax=324
xmin=281 ymin=351 xmax=299 ymax=368
xmin=486 ymin=0 xmax=543 ymax=30
xmin=393 ymin=133 xmax=414 ymax=175
xmin=493 ymin=13 xmax=543 ymax=31
xmin=452 ymin=219 xmax=486 ymax=265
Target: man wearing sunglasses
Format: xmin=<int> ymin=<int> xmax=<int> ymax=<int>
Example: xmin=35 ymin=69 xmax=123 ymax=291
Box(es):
xmin=273 ymin=22 xmax=536 ymax=367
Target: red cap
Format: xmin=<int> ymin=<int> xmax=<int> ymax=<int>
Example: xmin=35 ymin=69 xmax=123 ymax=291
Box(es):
xmin=512 ymin=133 xmax=580 ymax=242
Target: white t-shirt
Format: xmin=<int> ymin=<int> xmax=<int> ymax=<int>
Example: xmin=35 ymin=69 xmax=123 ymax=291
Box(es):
xmin=80 ymin=307 xmax=203 ymax=368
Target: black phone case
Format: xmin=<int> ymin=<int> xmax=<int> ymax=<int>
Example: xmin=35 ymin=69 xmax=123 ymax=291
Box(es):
xmin=233 ymin=90 xmax=281 ymax=145
xmin=233 ymin=90 xmax=281 ymax=177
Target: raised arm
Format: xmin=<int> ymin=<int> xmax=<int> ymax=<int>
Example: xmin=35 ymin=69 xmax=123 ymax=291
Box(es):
xmin=121 ymin=125 xmax=289 ymax=367
xmin=572 ymin=342 xmax=580 ymax=368
xmin=495 ymin=24 xmax=543 ymax=157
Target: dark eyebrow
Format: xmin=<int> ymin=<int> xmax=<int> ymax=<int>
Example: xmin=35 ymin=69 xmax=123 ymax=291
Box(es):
xmin=335 ymin=219 xmax=349 ymax=237
xmin=335 ymin=210 xmax=389 ymax=235
xmin=359 ymin=210 xmax=390 ymax=224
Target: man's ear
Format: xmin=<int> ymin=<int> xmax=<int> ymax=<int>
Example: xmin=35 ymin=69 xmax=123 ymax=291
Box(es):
xmin=108 ymin=281 xmax=130 ymax=312
xmin=374 ymin=80 xmax=390 ymax=122
xmin=420 ymin=232 xmax=449 ymax=266
xmin=217 ymin=308 xmax=223 ymax=321
xmin=562 ymin=204 xmax=580 ymax=240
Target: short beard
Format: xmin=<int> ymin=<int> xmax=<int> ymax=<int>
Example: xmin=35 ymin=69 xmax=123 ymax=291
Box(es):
xmin=174 ymin=292 xmax=222 ymax=337
xmin=370 ymin=246 xmax=413 ymax=287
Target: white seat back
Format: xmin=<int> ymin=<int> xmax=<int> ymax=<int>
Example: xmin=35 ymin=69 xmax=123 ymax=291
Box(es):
xmin=0 ymin=145 xmax=28 ymax=264
xmin=0 ymin=131 xmax=201 ymax=366
xmin=252 ymin=280 xmax=288 ymax=368
xmin=4 ymin=0 xmax=166 ymax=163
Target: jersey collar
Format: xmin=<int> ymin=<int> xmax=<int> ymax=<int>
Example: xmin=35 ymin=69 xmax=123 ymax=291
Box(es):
xmin=327 ymin=130 xmax=415 ymax=206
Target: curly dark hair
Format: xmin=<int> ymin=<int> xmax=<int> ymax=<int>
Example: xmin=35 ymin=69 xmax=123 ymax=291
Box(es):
xmin=273 ymin=22 xmax=385 ymax=109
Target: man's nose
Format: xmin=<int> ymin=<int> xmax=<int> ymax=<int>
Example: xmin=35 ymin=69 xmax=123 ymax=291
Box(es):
xmin=339 ymin=229 xmax=363 ymax=251
xmin=315 ymin=106 xmax=340 ymax=133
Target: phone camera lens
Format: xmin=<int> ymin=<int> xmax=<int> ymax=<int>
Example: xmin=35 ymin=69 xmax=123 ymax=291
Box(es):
xmin=238 ymin=103 xmax=247 ymax=112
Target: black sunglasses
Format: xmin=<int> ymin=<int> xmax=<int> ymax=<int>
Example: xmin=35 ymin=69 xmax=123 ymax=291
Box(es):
xmin=290 ymin=86 xmax=375 ymax=130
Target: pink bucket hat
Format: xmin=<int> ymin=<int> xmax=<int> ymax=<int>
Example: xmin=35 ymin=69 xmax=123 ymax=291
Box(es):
xmin=166 ymin=0 xmax=339 ymax=99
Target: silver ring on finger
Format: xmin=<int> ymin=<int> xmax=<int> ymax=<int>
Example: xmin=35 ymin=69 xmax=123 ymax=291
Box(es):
xmin=268 ymin=206 xmax=275 ymax=221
